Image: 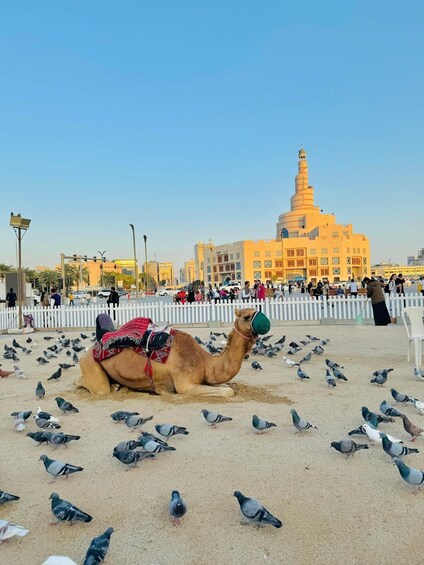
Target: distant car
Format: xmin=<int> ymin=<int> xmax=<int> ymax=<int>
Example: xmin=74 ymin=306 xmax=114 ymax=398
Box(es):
xmin=219 ymin=282 xmax=241 ymax=293
xmin=74 ymin=291 xmax=87 ymax=300
xmin=98 ymin=289 xmax=111 ymax=299
xmin=157 ymin=288 xmax=178 ymax=296
xmin=117 ymin=290 xmax=127 ymax=296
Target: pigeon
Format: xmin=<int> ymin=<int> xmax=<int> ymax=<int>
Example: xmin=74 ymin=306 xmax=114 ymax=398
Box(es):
xmin=252 ymin=414 xmax=276 ymax=433
xmin=348 ymin=425 xmax=367 ymax=437
xmin=35 ymin=417 xmax=61 ymax=430
xmin=312 ymin=345 xmax=324 ymax=355
xmin=299 ymin=352 xmax=312 ymax=365
xmin=26 ymin=337 xmax=32 ymax=343
xmin=113 ymin=440 xmax=142 ymax=453
xmin=233 ymin=491 xmax=282 ymax=528
xmin=44 ymin=336 xmax=55 ymax=340
xmin=26 ymin=431 xmax=53 ymax=445
xmin=72 ymin=344 xmax=84 ymax=352
xmin=80 ymin=333 xmax=89 ymax=340
xmin=55 ymin=397 xmax=79 ymax=414
xmin=330 ymin=440 xmax=369 ymax=457
xmin=48 ymin=368 xmax=62 ymax=381
xmin=169 ymin=490 xmax=187 ymax=526
xmin=155 ymin=424 xmax=189 ymax=438
xmin=113 ymin=449 xmax=155 ymax=467
xmin=251 ymin=361 xmax=262 ymax=370
xmin=50 ymin=492 xmax=92 ymax=523
xmin=36 ymin=381 xmax=46 ymax=399
xmin=47 ymin=344 xmax=58 ymax=352
xmin=138 ymin=431 xmax=169 ymax=447
xmin=400 ymin=414 xmax=424 ymax=442
xmin=36 ymin=357 xmax=49 ymax=365
xmin=11 ymin=410 xmax=32 ymax=421
xmin=139 ymin=436 xmax=176 ymax=454
xmin=39 ymin=455 xmax=84 ymax=480
xmin=362 ymin=406 xmax=394 ymax=425
xmin=0 ymin=520 xmax=29 ymax=543
xmin=325 ymin=368 xmax=337 ymax=387
xmin=289 ymin=341 xmax=301 ymax=349
xmin=83 ymin=527 xmax=114 ymax=565
xmin=381 ymin=434 xmax=419 ymax=459
xmin=72 ymin=352 xmax=79 ymax=364
xmin=413 ymin=367 xmax=424 ymax=379
xmin=412 ymin=399 xmax=424 ymax=415
xmin=321 ymin=339 xmax=330 ymax=346
xmin=110 ymin=410 xmax=140 ymax=422
xmin=299 ymin=340 xmax=310 ymax=346
xmin=0 ymin=491 xmax=20 ymax=505
xmin=287 ymin=346 xmax=302 ymax=355
xmin=14 ymin=418 xmax=26 ymax=432
xmin=391 ymin=388 xmax=417 ymax=404
xmin=332 ymin=367 xmax=348 ymax=381
xmin=47 ymin=433 xmax=81 ymax=449
xmin=44 ymin=351 xmax=57 ymax=360
xmin=283 ymin=356 xmax=299 ymax=368
xmin=59 ymin=363 xmax=75 ymax=370
xmin=362 ymin=424 xmax=403 ymax=445
xmin=290 ymin=409 xmax=317 ymax=432
xmin=275 ymin=336 xmax=286 ymax=345
xmin=380 ymin=400 xmax=403 ymax=418
xmin=306 ymin=334 xmax=320 ymax=342
xmin=124 ymin=414 xmax=153 ymax=430
xmin=370 ymin=368 xmax=393 ymax=386
xmin=201 ymin=409 xmax=232 ymax=427
xmin=296 ymin=366 xmax=310 ymax=381
xmin=37 ymin=408 xmax=60 ymax=423
xmin=194 ymin=336 xmax=205 ymax=345
xmin=393 ymin=458 xmax=424 ymax=491
xmin=325 ymin=358 xmax=344 ymax=369
xmin=12 ymin=339 xmax=23 ymax=349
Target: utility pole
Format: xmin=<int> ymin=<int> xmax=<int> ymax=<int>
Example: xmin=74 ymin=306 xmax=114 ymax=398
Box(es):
xmin=129 ymin=225 xmax=139 ymax=298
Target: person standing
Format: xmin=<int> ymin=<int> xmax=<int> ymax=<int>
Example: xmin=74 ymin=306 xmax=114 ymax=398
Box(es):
xmin=241 ymin=281 xmax=252 ymax=302
xmin=68 ymin=292 xmax=75 ymax=306
xmin=41 ymin=287 xmax=50 ymax=308
xmin=364 ymin=277 xmax=391 ymax=326
xmin=388 ymin=274 xmax=397 ymax=298
xmin=256 ymin=280 xmax=266 ymax=301
xmin=348 ymin=278 xmax=358 ymax=298
xmin=6 ymin=288 xmax=17 ymax=308
xmin=187 ymin=287 xmax=195 ymax=304
xmin=395 ymin=273 xmax=405 ymax=296
xmin=107 ymin=286 xmax=119 ymax=319
xmin=50 ymin=289 xmax=61 ymax=308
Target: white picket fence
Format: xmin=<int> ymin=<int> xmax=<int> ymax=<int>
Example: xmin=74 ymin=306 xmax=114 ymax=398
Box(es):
xmin=1 ymin=294 xmax=423 ymax=331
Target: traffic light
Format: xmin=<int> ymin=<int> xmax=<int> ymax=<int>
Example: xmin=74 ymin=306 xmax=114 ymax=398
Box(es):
xmin=73 ymin=254 xmax=77 ymax=261
xmin=93 ymin=256 xmax=97 ymax=262
xmin=102 ymin=256 xmax=106 ymax=262
xmin=83 ymin=255 xmax=87 ymax=262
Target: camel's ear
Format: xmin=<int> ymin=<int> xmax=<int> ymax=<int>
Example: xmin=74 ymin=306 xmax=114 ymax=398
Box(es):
xmin=234 ymin=309 xmax=242 ymax=318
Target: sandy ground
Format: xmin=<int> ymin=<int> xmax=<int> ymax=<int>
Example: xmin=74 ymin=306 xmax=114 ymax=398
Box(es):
xmin=1 ymin=320 xmax=424 ymax=565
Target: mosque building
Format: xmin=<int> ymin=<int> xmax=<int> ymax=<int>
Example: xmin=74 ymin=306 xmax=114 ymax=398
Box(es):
xmin=194 ymin=149 xmax=370 ymax=286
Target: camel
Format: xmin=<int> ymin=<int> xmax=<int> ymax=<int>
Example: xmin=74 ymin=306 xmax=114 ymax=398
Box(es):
xmin=76 ymin=308 xmax=270 ymax=398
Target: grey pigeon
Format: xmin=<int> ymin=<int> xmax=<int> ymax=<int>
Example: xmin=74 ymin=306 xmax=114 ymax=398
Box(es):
xmin=36 ymin=381 xmax=45 ymax=399
xmin=297 ymin=366 xmax=310 ymax=381
xmin=252 ymin=414 xmax=276 ymax=433
xmin=312 ymin=345 xmax=324 ymax=355
xmin=139 ymin=435 xmax=176 ymax=453
xmin=48 ymin=368 xmax=62 ymax=381
xmin=330 ymin=440 xmax=369 ymax=456
xmin=325 ymin=368 xmax=336 ymax=387
xmin=26 ymin=431 xmax=53 ymax=445
xmin=306 ymin=334 xmax=320 ymax=342
xmin=36 ymin=357 xmax=49 ymax=365
xmin=290 ymin=409 xmax=317 ymax=432
xmin=233 ymin=491 xmax=282 ymax=528
xmin=113 ymin=440 xmax=142 ymax=453
xmin=362 ymin=406 xmax=393 ymax=425
xmin=381 ymin=434 xmax=419 ymax=459
xmin=393 ymin=458 xmax=424 ymax=491
xmin=299 ymin=352 xmax=312 ymax=365
xmin=83 ymin=527 xmax=114 ymax=565
xmin=169 ymin=490 xmax=187 ymax=526
xmin=321 ymin=339 xmax=330 ymax=346
xmin=35 ymin=417 xmax=61 ymax=430
xmin=391 ymin=388 xmax=416 ymax=404
xmin=47 ymin=433 xmax=81 ymax=449
xmin=50 ymin=492 xmax=92 ymax=523
xmin=11 ymin=410 xmax=32 ymax=421
xmin=55 ymin=397 xmax=79 ymax=414
xmin=0 ymin=490 xmax=20 ymax=505
xmin=113 ymin=449 xmax=155 ymax=467
xmin=251 ymin=361 xmax=262 ymax=370
xmin=72 ymin=352 xmax=79 ymax=364
xmin=125 ymin=414 xmax=153 ymax=430
xmin=380 ymin=400 xmax=403 ymax=418
xmin=155 ymin=424 xmax=189 ymax=438
xmin=59 ymin=363 xmax=75 ymax=370
xmin=413 ymin=367 xmax=424 ymax=379
xmin=201 ymin=409 xmax=232 ymax=426
xmin=111 ymin=410 xmax=140 ymax=422
xmin=39 ymin=454 xmax=83 ymax=479
xmin=138 ymin=431 xmax=169 ymax=447
xmin=370 ymin=368 xmax=393 ymax=386
xmin=44 ymin=350 xmax=57 ymax=360
xmin=37 ymin=408 xmax=59 ymax=422
xmin=332 ymin=367 xmax=348 ymax=381
xmin=325 ymin=358 xmax=344 ymax=369
xmin=348 ymin=425 xmax=367 ymax=437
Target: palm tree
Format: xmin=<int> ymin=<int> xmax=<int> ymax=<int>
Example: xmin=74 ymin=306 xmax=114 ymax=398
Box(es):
xmin=60 ymin=263 xmax=90 ymax=291
xmin=38 ymin=270 xmax=59 ymax=292
xmin=0 ymin=263 xmax=13 ymax=282
xmin=102 ymin=271 xmax=116 ymax=287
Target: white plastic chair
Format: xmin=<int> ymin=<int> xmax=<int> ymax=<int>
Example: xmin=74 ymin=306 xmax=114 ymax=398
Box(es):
xmin=402 ymin=307 xmax=424 ymax=368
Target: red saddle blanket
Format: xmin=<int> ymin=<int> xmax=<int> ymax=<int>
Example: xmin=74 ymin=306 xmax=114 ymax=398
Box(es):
xmin=92 ymin=317 xmax=175 ymax=365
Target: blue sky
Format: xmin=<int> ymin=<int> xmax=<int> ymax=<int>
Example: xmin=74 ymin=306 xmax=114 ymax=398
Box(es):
xmin=1 ymin=1 xmax=423 ymax=271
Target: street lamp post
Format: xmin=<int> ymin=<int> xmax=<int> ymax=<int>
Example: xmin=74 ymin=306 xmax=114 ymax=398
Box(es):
xmin=10 ymin=213 xmax=31 ymax=330
xmin=143 ymin=235 xmax=148 ymax=293
xmin=98 ymin=251 xmax=107 ymax=288
xmin=129 ymin=225 xmax=139 ymax=299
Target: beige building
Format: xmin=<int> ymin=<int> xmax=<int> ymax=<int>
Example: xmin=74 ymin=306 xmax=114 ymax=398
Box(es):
xmin=158 ymin=262 xmax=175 ymax=285
xmin=371 ymin=264 xmax=424 ymax=279
xmin=195 ymin=149 xmax=370 ymax=285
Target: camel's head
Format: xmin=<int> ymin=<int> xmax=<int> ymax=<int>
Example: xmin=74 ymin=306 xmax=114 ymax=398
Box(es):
xmin=234 ymin=308 xmax=271 ymax=338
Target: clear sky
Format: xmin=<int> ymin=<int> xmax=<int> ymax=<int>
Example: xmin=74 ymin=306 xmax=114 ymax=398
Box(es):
xmin=1 ymin=1 xmax=423 ymax=272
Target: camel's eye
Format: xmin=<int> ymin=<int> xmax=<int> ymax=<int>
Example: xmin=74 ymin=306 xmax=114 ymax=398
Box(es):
xmin=243 ymin=315 xmax=251 ymax=321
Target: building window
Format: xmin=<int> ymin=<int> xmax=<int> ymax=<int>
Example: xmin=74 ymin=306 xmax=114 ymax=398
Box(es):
xmin=308 ymin=258 xmax=317 ymax=266
xmin=332 ymin=232 xmax=339 ymax=238
xmin=254 ymin=271 xmax=261 ymax=278
xmin=333 ymin=268 xmax=340 ymax=275
xmin=320 ymin=258 xmax=328 ymax=265
xmin=363 ymin=258 xmax=367 ymax=265
xmin=287 ymin=249 xmax=295 ymax=257
xmin=236 ymin=253 xmax=240 ymax=259
xmin=321 ymin=248 xmax=327 ymax=254
xmin=309 ymin=269 xmax=317 ymax=277
xmin=236 ymin=272 xmax=241 ymax=280
xmin=230 ymin=254 xmax=233 ymax=260
xmin=224 ymin=255 xmax=228 ymax=262
xmin=320 ymin=268 xmax=329 ymax=276
xmin=276 ymin=270 xmax=283 ymax=278
xmin=265 ymin=271 xmax=272 ymax=279
xmin=253 ymin=261 xmax=261 ymax=268
xmin=275 ymin=260 xmax=282 ymax=268
xmin=363 ymin=249 xmax=366 ymax=255
xmin=265 ymin=251 xmax=271 ymax=257
xmin=287 ymin=260 xmax=295 ymax=268
xmin=333 ymin=247 xmax=339 ymax=253
xmin=219 ymin=265 xmax=224 ymax=272
xmin=264 ymin=260 xmax=272 ymax=268
xmin=275 ymin=250 xmax=282 ymax=257
xmin=296 ymin=260 xmax=304 ymax=267
xmin=352 ymin=257 xmax=361 ymax=266
xmin=332 ymin=257 xmax=340 ymax=265
xmin=296 ymin=249 xmax=304 ymax=256
xmin=206 ymin=266 xmax=211 ymax=273
xmin=236 ymin=262 xmax=241 ymax=270
xmin=310 ymin=248 xmax=316 ymax=255
xmin=254 ymin=252 xmax=260 ymax=257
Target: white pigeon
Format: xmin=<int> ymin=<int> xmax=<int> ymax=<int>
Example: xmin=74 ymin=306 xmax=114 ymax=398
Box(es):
xmin=37 ymin=407 xmax=60 ymax=423
xmin=0 ymin=520 xmax=29 ymax=543
xmin=14 ymin=418 xmax=26 ymax=432
xmin=283 ymin=356 xmax=299 ymax=368
xmin=363 ymin=424 xmax=403 ymax=445
xmin=412 ymin=399 xmax=424 ymax=415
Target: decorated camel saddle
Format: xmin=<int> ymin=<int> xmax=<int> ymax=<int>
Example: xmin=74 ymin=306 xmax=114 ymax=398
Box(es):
xmin=76 ymin=308 xmax=270 ymax=398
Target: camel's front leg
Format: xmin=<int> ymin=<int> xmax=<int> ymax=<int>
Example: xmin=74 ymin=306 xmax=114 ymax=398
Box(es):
xmin=176 ymin=383 xmax=235 ymax=398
